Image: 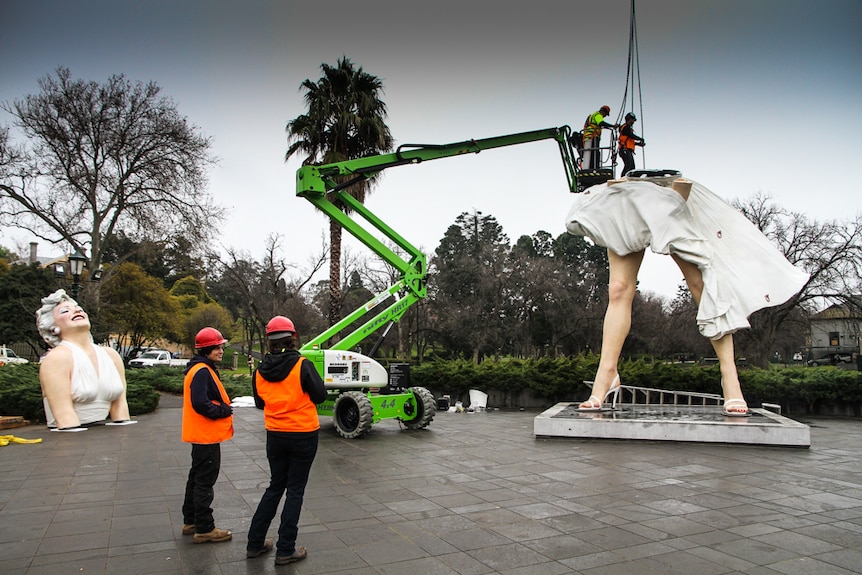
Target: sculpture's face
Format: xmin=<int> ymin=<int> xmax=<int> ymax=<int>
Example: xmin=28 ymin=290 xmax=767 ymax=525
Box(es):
xmin=52 ymin=300 xmax=91 ymax=334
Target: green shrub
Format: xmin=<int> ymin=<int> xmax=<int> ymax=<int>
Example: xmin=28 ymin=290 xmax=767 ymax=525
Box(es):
xmin=412 ymin=355 xmax=861 ymax=414
xmin=219 ymin=373 xmax=254 ymax=399
xmin=0 ymin=364 xmax=45 ymax=422
xmin=126 ymin=380 xmax=160 ymax=416
xmin=127 ymin=366 xmax=184 ymax=394
xmin=5 ymin=356 xmax=858 ymax=420
xmin=125 ymin=366 xmax=253 ymax=399
xmin=0 ymin=363 xmax=160 ymax=423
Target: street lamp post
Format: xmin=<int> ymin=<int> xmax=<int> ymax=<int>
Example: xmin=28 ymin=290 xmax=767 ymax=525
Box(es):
xmin=67 ymin=250 xmax=86 ymax=299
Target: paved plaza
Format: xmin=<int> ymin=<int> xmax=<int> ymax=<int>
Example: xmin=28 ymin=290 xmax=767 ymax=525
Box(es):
xmin=2 ymin=393 xmax=862 ymax=574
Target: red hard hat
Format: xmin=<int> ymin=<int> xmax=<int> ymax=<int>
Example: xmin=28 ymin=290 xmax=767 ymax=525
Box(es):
xmin=266 ymin=316 xmax=296 ymax=339
xmin=600 ymin=105 xmax=611 ymax=114
xmin=195 ymin=327 xmax=227 ymax=348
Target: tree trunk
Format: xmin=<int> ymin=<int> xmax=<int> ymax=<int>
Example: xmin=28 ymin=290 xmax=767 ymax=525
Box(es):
xmin=746 ymin=323 xmax=778 ymax=369
xmin=396 ymin=319 xmax=406 ymax=359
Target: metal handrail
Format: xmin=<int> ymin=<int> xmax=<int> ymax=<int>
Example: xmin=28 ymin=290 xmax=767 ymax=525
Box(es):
xmin=585 ymin=381 xmax=724 ymax=406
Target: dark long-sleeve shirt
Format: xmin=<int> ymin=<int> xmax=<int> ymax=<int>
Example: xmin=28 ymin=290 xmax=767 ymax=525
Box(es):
xmin=185 ymin=356 xmax=232 ymax=420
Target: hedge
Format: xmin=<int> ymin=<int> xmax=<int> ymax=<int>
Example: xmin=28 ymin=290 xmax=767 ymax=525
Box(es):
xmin=408 ymin=355 xmax=861 ymax=416
xmin=2 ymin=356 xmax=859 ymax=422
xmin=0 ymin=363 xmax=160 ymax=424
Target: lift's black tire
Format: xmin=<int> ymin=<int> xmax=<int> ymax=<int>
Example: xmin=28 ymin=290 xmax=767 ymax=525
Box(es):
xmin=333 ymin=391 xmax=374 ymax=439
xmin=401 ymin=387 xmax=436 ymax=430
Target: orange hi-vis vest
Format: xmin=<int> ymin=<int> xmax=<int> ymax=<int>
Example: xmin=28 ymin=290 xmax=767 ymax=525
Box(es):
xmin=619 ymin=125 xmax=637 ymax=151
xmin=182 ymin=363 xmax=233 ymax=444
xmin=255 ymin=357 xmax=320 ymax=433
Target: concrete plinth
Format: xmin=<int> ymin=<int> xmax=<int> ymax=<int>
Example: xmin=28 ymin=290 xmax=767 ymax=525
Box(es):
xmin=534 ymin=403 xmax=810 ymax=447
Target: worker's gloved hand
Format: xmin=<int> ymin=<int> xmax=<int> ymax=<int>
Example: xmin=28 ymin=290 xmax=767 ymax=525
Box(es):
xmin=639 ymin=140 xmax=646 ymax=146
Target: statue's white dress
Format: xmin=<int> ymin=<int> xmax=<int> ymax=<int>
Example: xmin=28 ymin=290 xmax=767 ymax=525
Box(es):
xmin=43 ymin=340 xmax=125 ymax=427
xmin=565 ymin=179 xmax=809 ymax=339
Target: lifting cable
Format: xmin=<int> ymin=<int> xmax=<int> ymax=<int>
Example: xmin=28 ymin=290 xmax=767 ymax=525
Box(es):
xmin=616 ymin=0 xmax=646 ymax=168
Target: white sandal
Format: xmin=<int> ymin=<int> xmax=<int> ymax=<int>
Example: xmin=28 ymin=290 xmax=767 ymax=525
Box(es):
xmin=721 ymin=398 xmax=750 ymax=417
xmin=578 ymin=395 xmax=604 ymax=412
xmin=578 ymin=375 xmax=621 ymax=411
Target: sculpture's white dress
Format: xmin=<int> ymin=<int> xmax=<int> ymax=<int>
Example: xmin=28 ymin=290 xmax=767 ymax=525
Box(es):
xmin=43 ymin=340 xmax=125 ymax=427
xmin=565 ymin=179 xmax=809 ymax=339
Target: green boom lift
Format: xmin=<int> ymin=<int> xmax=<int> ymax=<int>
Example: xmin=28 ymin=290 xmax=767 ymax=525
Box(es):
xmin=296 ymin=126 xmax=587 ymax=438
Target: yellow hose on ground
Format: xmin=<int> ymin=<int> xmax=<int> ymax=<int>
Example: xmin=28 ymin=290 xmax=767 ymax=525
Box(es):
xmin=0 ymin=435 xmax=43 ymax=446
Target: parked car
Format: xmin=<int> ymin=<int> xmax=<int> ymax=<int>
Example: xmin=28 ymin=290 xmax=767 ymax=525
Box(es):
xmin=124 ymin=346 xmax=158 ymax=363
xmin=807 ymin=353 xmax=852 ymax=366
xmin=0 ymin=345 xmax=29 ymax=365
xmin=128 ymin=349 xmax=186 ymax=368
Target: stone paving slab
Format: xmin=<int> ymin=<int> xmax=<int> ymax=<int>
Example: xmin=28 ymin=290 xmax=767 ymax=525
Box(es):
xmin=1 ymin=395 xmax=861 ymax=574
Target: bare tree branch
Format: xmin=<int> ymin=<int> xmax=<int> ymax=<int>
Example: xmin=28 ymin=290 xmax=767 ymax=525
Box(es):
xmin=0 ymin=67 xmax=222 ymax=272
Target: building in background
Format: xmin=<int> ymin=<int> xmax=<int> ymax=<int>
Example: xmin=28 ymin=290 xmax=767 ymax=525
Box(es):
xmin=807 ymin=298 xmax=861 ymax=368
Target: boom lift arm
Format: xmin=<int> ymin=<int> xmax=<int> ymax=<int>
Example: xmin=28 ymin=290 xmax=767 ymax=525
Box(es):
xmin=295 ymin=126 xmax=582 ymax=438
xmin=297 ymin=126 xmax=580 ymax=352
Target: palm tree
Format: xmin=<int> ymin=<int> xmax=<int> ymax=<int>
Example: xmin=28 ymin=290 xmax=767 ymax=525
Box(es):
xmin=286 ymin=56 xmax=393 ymax=332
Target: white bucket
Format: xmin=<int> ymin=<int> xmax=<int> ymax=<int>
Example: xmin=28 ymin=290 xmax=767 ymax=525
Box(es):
xmin=468 ymin=389 xmax=488 ymax=411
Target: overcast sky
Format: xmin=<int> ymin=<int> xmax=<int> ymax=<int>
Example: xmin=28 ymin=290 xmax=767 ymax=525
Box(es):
xmin=2 ymin=0 xmax=860 ymax=299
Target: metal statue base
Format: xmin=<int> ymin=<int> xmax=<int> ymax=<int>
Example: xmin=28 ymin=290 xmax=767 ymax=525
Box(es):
xmin=534 ymin=403 xmax=810 ymax=447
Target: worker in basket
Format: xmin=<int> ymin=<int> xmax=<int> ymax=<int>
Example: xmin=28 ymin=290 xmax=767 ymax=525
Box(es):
xmin=582 ymin=105 xmax=618 ymax=170
xmin=618 ymin=112 xmax=646 ymax=177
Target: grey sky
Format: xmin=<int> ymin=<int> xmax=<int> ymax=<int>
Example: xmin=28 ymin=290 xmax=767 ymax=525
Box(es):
xmin=2 ymin=0 xmax=860 ymax=298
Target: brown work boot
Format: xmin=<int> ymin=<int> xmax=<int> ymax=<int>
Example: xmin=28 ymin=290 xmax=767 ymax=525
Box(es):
xmin=182 ymin=524 xmax=195 ymax=536
xmin=246 ymin=539 xmax=274 ymax=558
xmin=193 ymin=527 xmax=232 ymax=544
xmin=275 ymin=546 xmax=307 ymax=565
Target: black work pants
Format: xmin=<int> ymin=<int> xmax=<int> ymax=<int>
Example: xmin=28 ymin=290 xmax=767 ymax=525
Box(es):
xmin=182 ymin=443 xmax=221 ymax=533
xmin=247 ymin=431 xmax=318 ymax=556
xmin=619 ymin=148 xmax=635 ymax=176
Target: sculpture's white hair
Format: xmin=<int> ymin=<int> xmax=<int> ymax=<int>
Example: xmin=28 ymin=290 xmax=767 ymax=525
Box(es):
xmin=35 ymin=289 xmax=77 ymax=347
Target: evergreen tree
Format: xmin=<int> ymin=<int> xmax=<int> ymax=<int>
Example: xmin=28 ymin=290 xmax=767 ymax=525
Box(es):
xmin=0 ymin=263 xmax=54 ymax=356
xmin=431 ymin=211 xmax=510 ymax=362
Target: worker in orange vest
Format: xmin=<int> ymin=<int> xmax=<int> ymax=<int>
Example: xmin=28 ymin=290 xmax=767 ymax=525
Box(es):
xmin=181 ymin=327 xmax=234 ymax=544
xmin=246 ymin=316 xmax=327 ymax=565
xmin=618 ymin=112 xmax=646 ymax=176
